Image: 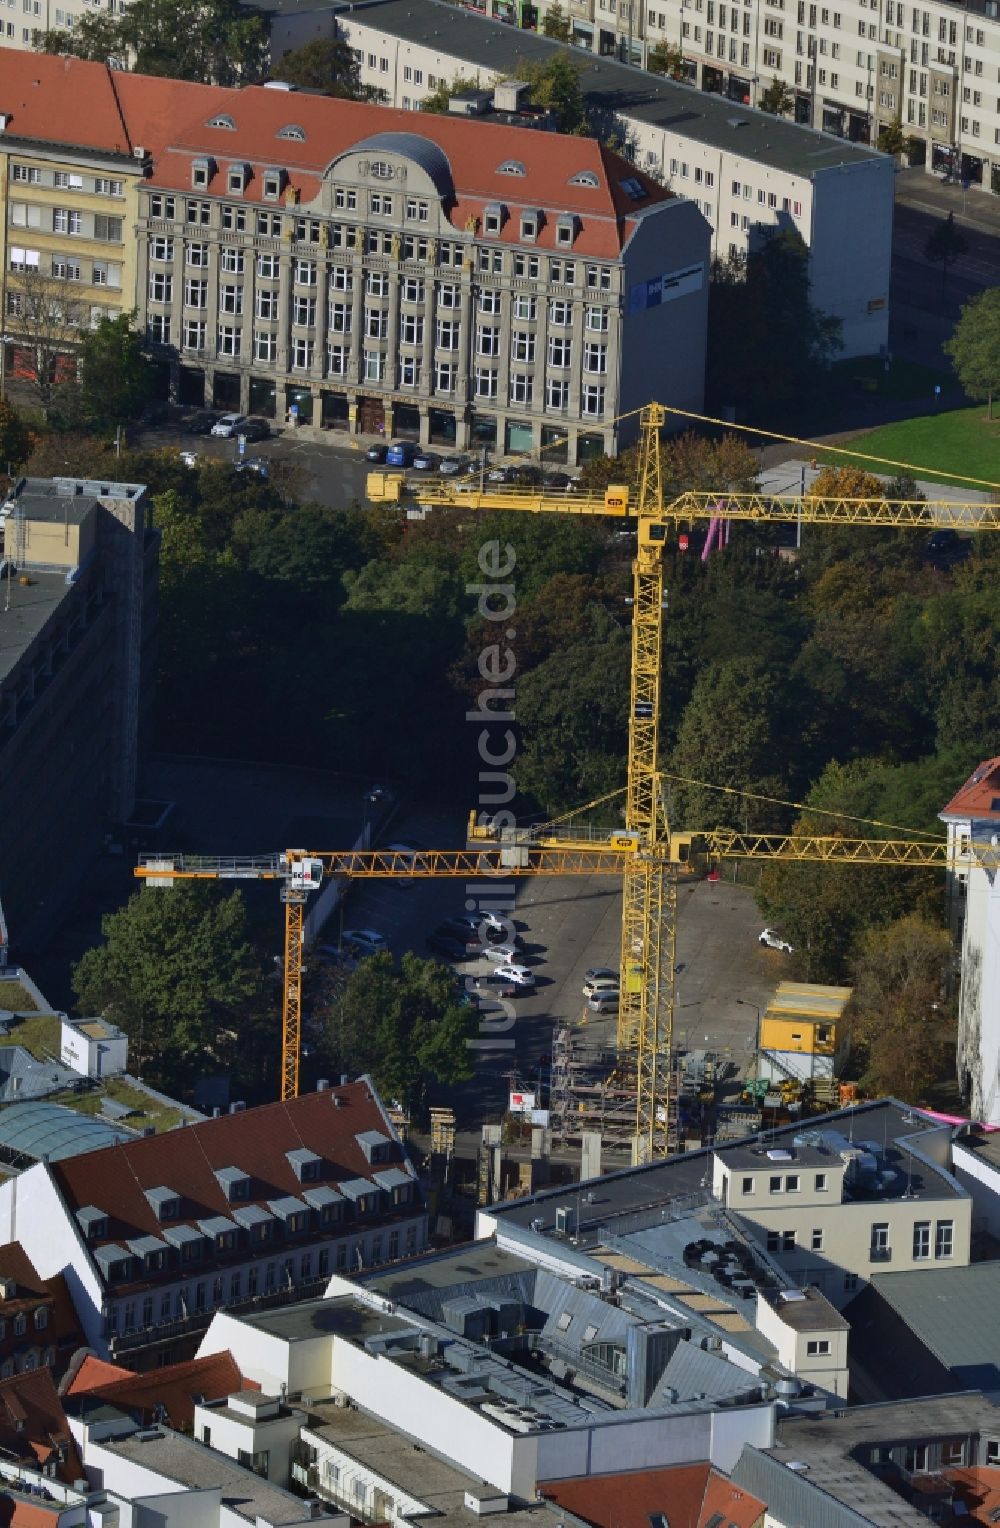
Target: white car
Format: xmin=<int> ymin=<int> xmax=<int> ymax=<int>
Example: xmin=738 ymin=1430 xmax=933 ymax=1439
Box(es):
xmin=342 ymin=929 xmax=388 ymax=956
xmin=585 ymin=965 xmax=618 ymax=984
xmin=210 ymin=412 xmax=248 ymax=438
xmin=759 ymin=928 xmax=793 ymax=954
xmin=494 ymin=964 xmax=535 ymax=989
xmin=483 ymin=940 xmax=520 ymax=963
xmin=383 ymin=841 xmax=427 ymax=887
xmin=583 ymin=976 xmax=620 ymax=999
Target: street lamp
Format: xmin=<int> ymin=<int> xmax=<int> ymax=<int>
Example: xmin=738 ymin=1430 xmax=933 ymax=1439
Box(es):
xmin=736 ymin=998 xmax=761 ymax=1054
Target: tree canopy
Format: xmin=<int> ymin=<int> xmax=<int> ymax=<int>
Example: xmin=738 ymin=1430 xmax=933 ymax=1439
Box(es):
xmin=273 ymin=37 xmax=381 ymax=98
xmin=35 ymin=0 xmax=268 ymax=84
xmin=944 ymin=287 xmax=1000 ymax=417
xmin=542 ymin=2 xmax=572 ymax=39
xmin=78 ymin=314 xmax=153 ymax=430
xmin=758 ymin=76 xmax=793 ymax=114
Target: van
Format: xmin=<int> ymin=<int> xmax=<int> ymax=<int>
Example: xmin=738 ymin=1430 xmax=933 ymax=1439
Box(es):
xmin=386 ymin=440 xmax=418 ymax=467
xmin=587 ymin=991 xmax=620 ymax=1014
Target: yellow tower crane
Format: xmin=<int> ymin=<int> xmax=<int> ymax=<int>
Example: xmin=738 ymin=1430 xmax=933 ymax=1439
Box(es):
xmin=136 ymin=402 xmax=1000 ymax=1154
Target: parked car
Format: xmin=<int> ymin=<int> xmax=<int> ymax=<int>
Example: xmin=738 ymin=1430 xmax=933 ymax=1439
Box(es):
xmin=544 ymin=471 xmax=573 ymax=489
xmin=473 ymin=971 xmax=519 ymax=997
xmin=587 ymin=990 xmax=620 ymax=1013
xmin=426 ymin=931 xmax=473 ymax=961
xmin=211 ymin=412 xmax=248 ymax=438
xmin=493 ymin=963 xmax=535 ymax=989
xmin=413 ymin=449 xmax=442 ymax=472
xmin=342 ymin=929 xmax=388 ymax=956
xmin=585 ymin=965 xmax=618 ymax=984
xmin=384 ymin=840 xmax=427 ymax=886
xmin=365 ymin=443 xmax=389 ymax=463
xmin=445 ymin=912 xmax=506 ymax=940
xmin=386 ymin=440 xmax=418 ymax=467
xmin=241 ymin=417 xmax=271 ymax=442
xmin=235 ymin=457 xmax=269 ymax=480
xmin=759 ymin=928 xmax=793 ymax=953
xmin=582 ymin=976 xmax=619 ymax=999
xmin=513 ymin=464 xmax=541 ymax=486
xmin=482 ymin=939 xmax=521 ymax=963
xmin=184 ymin=408 xmax=218 ymax=435
xmin=439 ymin=455 xmax=470 ymax=476
xmin=178 ymin=450 xmax=199 ymax=469
xmin=486 ymin=464 xmax=518 ymax=484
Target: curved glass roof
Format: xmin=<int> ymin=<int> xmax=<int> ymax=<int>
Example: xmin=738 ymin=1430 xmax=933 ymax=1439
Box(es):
xmin=0 ymin=1101 xmax=131 ymax=1161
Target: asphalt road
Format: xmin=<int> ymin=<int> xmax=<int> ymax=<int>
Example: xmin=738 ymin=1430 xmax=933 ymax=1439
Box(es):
xmin=144 ymin=420 xmax=373 ymax=509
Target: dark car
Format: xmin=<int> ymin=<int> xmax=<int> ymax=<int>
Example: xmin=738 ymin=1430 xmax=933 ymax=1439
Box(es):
xmin=235 ymin=457 xmax=269 ymax=480
xmin=426 ymin=931 xmax=474 ymax=961
xmin=513 ymin=464 xmax=541 ymax=487
xmin=473 ymin=971 xmax=519 ymax=998
xmin=184 ymin=408 xmax=218 ymax=435
xmin=413 ymin=450 xmax=442 ymax=472
xmin=365 ymin=443 xmax=389 ymax=463
xmin=240 ymin=417 xmax=271 ymax=442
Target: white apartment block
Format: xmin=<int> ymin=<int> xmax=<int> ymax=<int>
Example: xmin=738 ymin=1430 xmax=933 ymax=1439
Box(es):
xmin=327 ymin=0 xmax=894 ymax=355
xmin=513 ymin=0 xmax=1000 ymax=191
xmin=0 ymin=0 xmax=128 ymax=51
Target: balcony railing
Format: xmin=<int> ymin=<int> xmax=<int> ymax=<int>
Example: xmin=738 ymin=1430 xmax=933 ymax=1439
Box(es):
xmin=869 ymin=1245 xmax=892 ymax=1263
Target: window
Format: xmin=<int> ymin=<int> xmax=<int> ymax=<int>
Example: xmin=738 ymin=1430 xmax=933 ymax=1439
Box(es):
xmin=741 ymin=1176 xmax=754 ymax=1193
xmin=183 ymin=319 xmax=206 ymax=350
xmin=511 ymin=330 xmax=535 ymax=363
xmin=513 ymin=293 xmax=536 ymax=319
xmin=401 ymin=313 xmax=424 ymax=345
xmin=871 ymin=1222 xmax=890 ymax=1260
xmin=586 ymin=306 xmax=609 ymax=332
xmin=256 ymin=289 xmax=279 ymax=320
xmin=402 ymin=276 xmax=424 ymax=304
xmin=257 ymin=212 xmax=282 ymax=237
xmin=549 ymin=299 xmax=571 ymax=325
xmin=935 ymin=1220 xmax=954 ymax=1259
xmin=405 ymin=197 xmax=429 ymax=222
xmin=436 ymin=321 xmax=458 ymax=353
xmin=904 ymin=1444 xmax=929 ymax=1475
xmin=293 ymin=295 xmax=316 ymax=326
xmin=149 ymin=194 xmax=175 ymax=219
xmin=436 ymin=361 xmax=458 ymax=392
xmin=815 ymin=1172 xmax=828 ymax=1191
xmin=52 ymin=256 xmax=82 ymax=281
xmin=148 ymin=272 xmax=172 ymax=302
xmin=437 ymin=282 xmax=459 ymax=309
xmin=263 ymin=172 xmax=282 ymax=199
xmin=548 ymin=336 xmax=572 ymax=368
xmin=186 ymin=242 xmax=209 ymax=268
xmin=187 ymin=200 xmax=211 ymax=225
xmin=550 ymin=259 xmax=576 ymax=284
xmin=584 ymin=341 xmax=607 ymax=374
xmin=220 ymin=247 xmax=244 ymax=273
xmin=514 ymin=253 xmax=539 ymax=279
xmin=364 ymin=350 xmax=385 ymax=382
xmin=218 ymin=325 xmax=241 ymax=357
xmin=53 ymin=207 xmax=82 ymax=235
xmin=942 ymin=1442 xmax=965 ymax=1466
xmin=766 ymin=1230 xmax=780 ymax=1252
xmin=370 ymin=191 xmax=393 ymax=216
xmin=92 ymin=261 xmax=120 ymax=289
xmin=782 ymin=1229 xmax=796 ymax=1250
xmin=9 ymin=203 xmax=41 ymax=230
xmin=806 ymin=1339 xmax=830 ymax=1356
xmin=484 ymin=205 xmax=503 ymax=235
xmin=94 ymin=214 xmax=123 ymax=242
xmin=586 ymin=264 xmax=612 ymax=290
xmin=987 ymin=1440 xmax=1000 ymax=1466
xmin=475 ymin=367 xmax=498 ymax=398
xmin=12 ymin=164 xmax=41 ymax=184
xmin=366 ymin=271 xmax=388 ymax=296
xmin=844 ymin=1272 xmax=858 ymax=1291
xmin=328 ymin=301 xmax=351 ymax=332
xmin=769 ymin=1175 xmax=782 ymax=1193
xmin=811 ymin=1227 xmax=824 ymax=1250
xmin=254 ymin=331 xmax=277 ymax=363
xmin=365 ymin=309 xmax=387 ymax=340
xmin=510 ymin=373 xmax=533 ymax=405
xmin=54 ymin=170 xmax=83 ymax=189
xmin=582 ymin=383 xmax=605 ymax=416
xmin=327 ymin=343 xmax=349 ymax=376
xmin=399 ymin=354 xmax=421 ymax=387
xmin=295 ymin=259 xmax=316 ymax=286
xmin=220 ymin=284 xmax=243 ymax=314
xmin=14 ymin=1313 xmax=27 ymax=1337
xmin=403 ymin=235 xmax=429 ymax=262
xmin=255 ymin=252 xmax=278 ymax=280
xmin=292 ymin=337 xmax=314 ymax=370
xmin=912 ymin=1221 xmax=930 ymax=1260
xmin=479 ymin=289 xmax=502 ymax=315
xmin=476 ymin=326 xmax=500 ymax=357
xmin=785 ymin=1174 xmax=800 ymax=1192
xmin=334 ymin=187 xmax=357 ymax=211
xmin=547 ymin=378 xmax=569 ymax=408
xmin=222 ymin=205 xmax=247 ymax=232
xmin=330 ymin=266 xmax=352 ymax=291
xmin=478 ymin=248 xmax=503 ymax=275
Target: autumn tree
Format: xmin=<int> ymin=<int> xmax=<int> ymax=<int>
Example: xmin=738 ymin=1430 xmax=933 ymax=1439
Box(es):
xmin=846 ymin=914 xmax=955 ymax=1101
xmin=647 ymin=40 xmax=685 ymax=78
xmin=944 ymin=288 xmax=1000 ymax=418
xmin=542 ymin=2 xmax=572 ymax=39
xmin=420 ymin=73 xmax=482 ymax=112
xmin=758 ymin=76 xmax=793 ymax=114
xmin=5 ymin=264 xmax=83 ymax=410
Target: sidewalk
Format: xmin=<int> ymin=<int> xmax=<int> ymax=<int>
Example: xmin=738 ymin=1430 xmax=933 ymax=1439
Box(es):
xmin=895 ymin=166 xmax=1000 ymax=238
xmin=758 ymin=458 xmax=991 ymax=504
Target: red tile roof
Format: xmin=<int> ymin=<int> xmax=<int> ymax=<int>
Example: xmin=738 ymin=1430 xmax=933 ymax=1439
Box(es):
xmin=543 ymin=1463 xmax=765 ymax=1528
xmin=0 ymin=1245 xmax=83 ymax=1378
xmin=0 ymin=47 xmax=668 ymax=259
xmin=0 ymin=1499 xmax=66 ymax=1528
xmin=940 ymin=757 xmax=1000 ymax=822
xmin=50 ymin=1080 xmax=413 ymax=1286
xmin=0 ymin=1368 xmax=82 ymax=1484
xmin=947 ymin=1465 xmax=1000 ymax=1525
xmin=66 ymin=1349 xmax=250 ymax=1427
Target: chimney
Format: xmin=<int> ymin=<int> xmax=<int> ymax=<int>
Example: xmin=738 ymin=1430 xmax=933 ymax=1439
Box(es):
xmin=340 ymin=1074 xmax=349 ymax=1086
xmin=316 ymin=1079 xmax=329 ymax=1093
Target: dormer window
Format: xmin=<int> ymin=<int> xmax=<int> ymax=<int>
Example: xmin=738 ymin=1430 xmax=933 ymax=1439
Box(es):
xmin=144 ymin=1187 xmax=181 ymax=1222
xmin=227 ymin=163 xmax=249 ymax=195
xmin=191 ymin=157 xmax=214 ymax=190
xmin=520 ymin=211 xmax=541 ymax=241
xmin=356 ymin=1130 xmax=391 ymax=1165
xmin=262 ymin=169 xmax=284 ymax=201
xmin=208 ymin=114 xmax=235 ymax=130
xmin=569 ymin=170 xmax=600 ymax=187
xmin=278 ymin=124 xmax=306 ymax=141
xmin=215 ymin=1166 xmax=251 ymax=1202
xmin=556 ymin=214 xmax=577 ymax=247
xmin=497 ymin=160 xmax=525 ymax=176
xmin=484 ymin=203 xmax=504 ymax=237
xmin=287 ymin=1148 xmax=323 ymax=1183
xmin=76 ymin=1206 xmax=108 ymax=1242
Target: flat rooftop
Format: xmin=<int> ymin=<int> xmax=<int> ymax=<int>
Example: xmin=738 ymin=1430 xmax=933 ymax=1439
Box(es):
xmin=0 ymin=570 xmax=74 ymax=686
xmin=14 ymin=477 xmax=144 ymax=519
xmin=333 ymin=0 xmax=886 ymax=177
xmin=763 ymin=1287 xmax=848 ymax=1333
xmin=102 ymin=1426 xmax=316 ymax=1524
xmin=243 ymin=1294 xmax=412 ymax=1346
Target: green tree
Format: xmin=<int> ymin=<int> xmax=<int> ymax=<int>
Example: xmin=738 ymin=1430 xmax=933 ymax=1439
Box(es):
xmin=323 ymin=952 xmax=474 ymax=1113
xmin=647 ymin=40 xmax=685 ymax=77
xmin=420 ymin=73 xmax=481 ymax=113
xmin=877 ymin=116 xmax=907 ymax=155
xmin=924 ymin=211 xmax=969 ymax=304
xmin=847 ymin=914 xmax=954 ymax=1101
xmin=520 ymin=54 xmax=586 ymax=133
xmin=35 ymin=0 xmax=268 ymax=85
xmin=944 ymin=287 xmax=1000 ymax=418
xmin=273 ymin=36 xmax=381 ymax=98
xmin=542 ymin=2 xmax=572 ymax=39
xmin=78 ymin=314 xmax=153 ymax=429
xmin=72 ymin=884 xmax=267 ymax=1089
xmin=0 ymin=398 xmax=32 ymax=472
xmin=668 ymin=655 xmax=789 ymax=829
xmin=758 ymin=76 xmax=794 ymax=114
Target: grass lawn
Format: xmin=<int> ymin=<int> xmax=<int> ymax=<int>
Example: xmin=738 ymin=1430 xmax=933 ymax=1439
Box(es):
xmin=0 ymin=979 xmax=39 ymax=1015
xmin=820 ymin=404 xmax=1000 ymax=489
xmin=8 ymin=1013 xmax=61 ymax=1059
xmin=831 ymin=355 xmax=950 ymax=402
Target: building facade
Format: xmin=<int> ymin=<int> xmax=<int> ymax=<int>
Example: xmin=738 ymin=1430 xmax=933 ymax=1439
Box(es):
xmin=132 ymin=87 xmax=708 ymax=459
xmin=329 ymin=0 xmax=894 ymax=356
